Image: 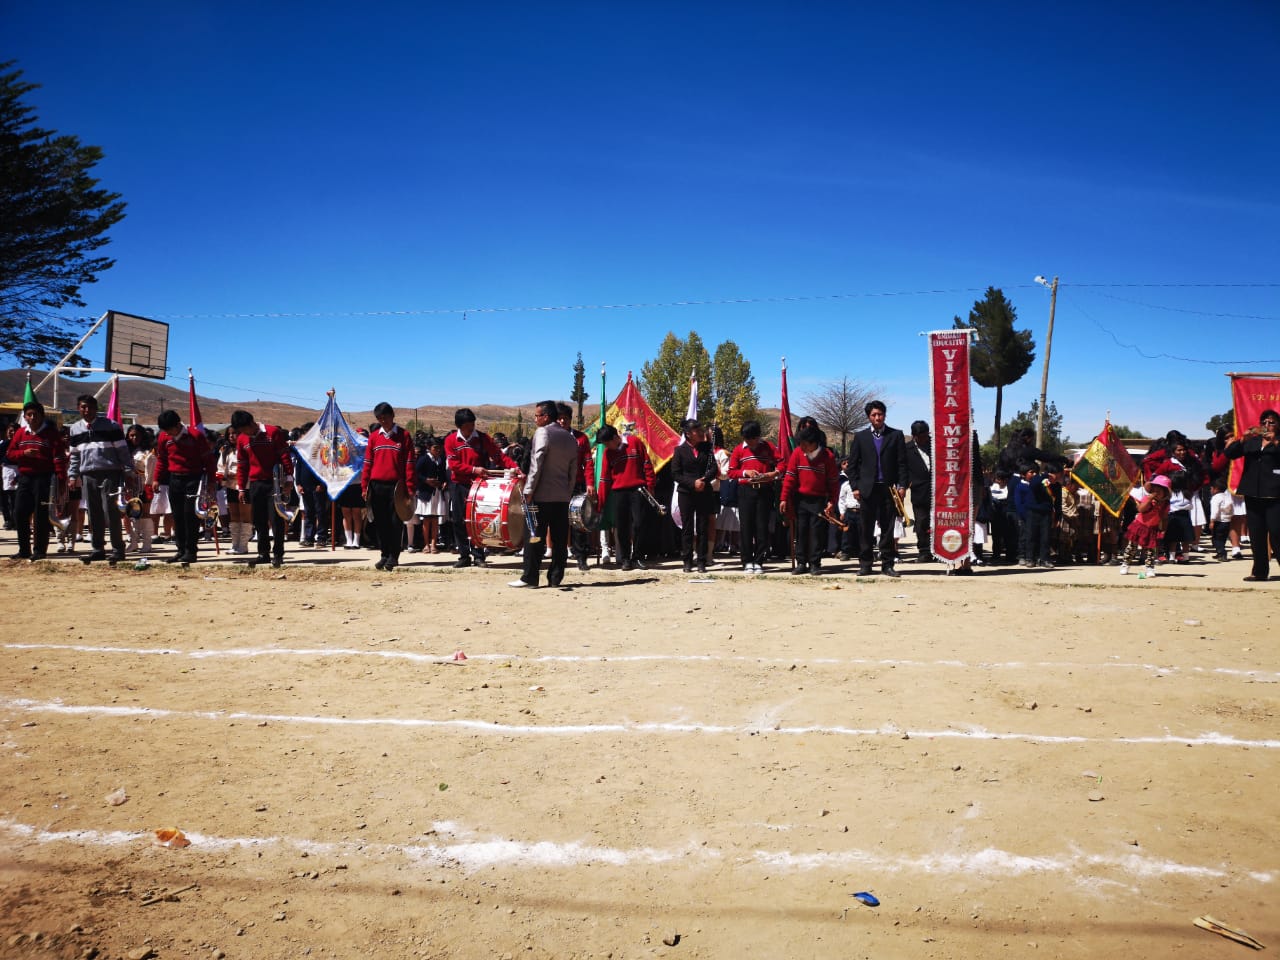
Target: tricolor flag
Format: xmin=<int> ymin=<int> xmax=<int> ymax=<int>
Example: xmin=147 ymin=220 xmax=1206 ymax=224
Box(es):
xmin=293 ymin=391 xmax=367 ymax=499
xmin=1070 ymin=422 xmax=1140 ymax=517
xmin=106 ymin=375 xmax=122 ymax=425
xmin=605 ymin=372 xmax=679 ymax=472
xmin=777 ymin=358 xmax=794 ymax=457
xmin=187 ymin=370 xmax=205 ymax=435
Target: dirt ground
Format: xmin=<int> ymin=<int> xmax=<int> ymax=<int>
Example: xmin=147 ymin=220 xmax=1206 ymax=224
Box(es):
xmin=1 ymin=532 xmax=1277 ymax=960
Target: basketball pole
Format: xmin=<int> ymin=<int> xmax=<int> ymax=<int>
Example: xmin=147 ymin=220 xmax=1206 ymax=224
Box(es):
xmin=35 ymin=311 xmax=109 ymax=411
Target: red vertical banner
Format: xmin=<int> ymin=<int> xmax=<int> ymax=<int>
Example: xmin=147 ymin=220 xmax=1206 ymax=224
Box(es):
xmin=1228 ymin=374 xmax=1280 ymax=493
xmin=928 ymin=331 xmax=973 ymax=565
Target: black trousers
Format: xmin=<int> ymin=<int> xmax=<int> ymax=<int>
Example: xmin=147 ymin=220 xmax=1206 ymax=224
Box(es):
xmin=612 ymin=488 xmax=644 ymax=562
xmin=1244 ymin=495 xmax=1280 ymax=580
xmin=677 ymin=490 xmax=717 ymax=564
xmin=248 ymin=480 xmax=286 ymax=561
xmin=521 ymin=500 xmax=569 ymax=586
xmin=82 ymin=470 xmax=126 ymax=555
xmin=450 ymin=481 xmax=482 ymax=561
xmin=794 ymin=494 xmax=825 ymax=568
xmin=738 ymin=485 xmax=772 ymax=567
xmin=368 ymin=480 xmax=405 ymax=564
xmin=168 ymin=472 xmax=202 ymax=559
xmin=13 ymin=472 xmax=53 ymax=558
xmin=910 ymin=485 xmax=932 ymax=559
xmin=858 ymin=483 xmax=898 ymax=570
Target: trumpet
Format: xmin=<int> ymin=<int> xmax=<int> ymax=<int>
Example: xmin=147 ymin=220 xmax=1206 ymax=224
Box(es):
xmin=637 ymin=486 xmax=668 ymax=516
xmin=889 ymin=485 xmax=913 ymax=528
xmin=273 ymin=465 xmax=301 ymax=522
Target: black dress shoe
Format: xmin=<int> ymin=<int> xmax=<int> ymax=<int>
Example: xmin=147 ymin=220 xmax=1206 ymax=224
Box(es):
xmin=621 ymin=559 xmax=636 ymax=571
xmin=696 ymin=562 xmax=706 ymax=574
xmin=271 ymin=559 xmax=283 ymax=569
xmin=453 ymin=557 xmax=473 ymax=568
xmin=164 ymin=554 xmax=185 ymax=564
xmin=882 ymin=566 xmax=901 ymax=578
xmin=858 ymin=566 xmax=873 ymax=576
xmin=791 ymin=565 xmax=808 ymax=576
xmin=1243 ymin=574 xmax=1268 ymax=582
xmin=577 ymin=559 xmax=589 ymax=572
xmin=374 ymin=559 xmax=386 ymax=570
xmin=683 ymin=561 xmax=693 ymax=573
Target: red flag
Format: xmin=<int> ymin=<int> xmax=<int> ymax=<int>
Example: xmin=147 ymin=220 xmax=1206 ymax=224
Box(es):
xmin=188 ymin=370 xmax=205 ymax=435
xmin=105 ymin=375 xmax=122 ymax=425
xmin=777 ymin=359 xmax=794 ymax=456
xmin=605 ymin=372 xmax=680 ymax=471
xmin=1229 ymin=374 xmax=1280 ymax=493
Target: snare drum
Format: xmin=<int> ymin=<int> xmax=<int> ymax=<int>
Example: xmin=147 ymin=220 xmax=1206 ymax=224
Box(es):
xmin=569 ymin=492 xmax=600 ymax=533
xmin=465 ymin=476 xmax=526 ymax=550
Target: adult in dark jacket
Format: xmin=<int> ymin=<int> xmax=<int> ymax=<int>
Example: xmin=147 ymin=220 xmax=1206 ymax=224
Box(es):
xmin=845 ymin=399 xmax=910 ymax=576
xmin=671 ymin=419 xmax=720 ymax=574
xmin=905 ymin=420 xmax=933 ymax=562
xmin=1225 ymin=408 xmax=1280 ymax=582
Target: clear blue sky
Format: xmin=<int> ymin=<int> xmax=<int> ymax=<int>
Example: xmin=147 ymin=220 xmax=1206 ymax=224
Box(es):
xmin=6 ymin=2 xmax=1279 ymax=440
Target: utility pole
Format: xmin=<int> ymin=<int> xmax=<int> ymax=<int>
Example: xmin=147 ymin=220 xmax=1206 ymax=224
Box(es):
xmin=1035 ymin=275 xmax=1059 ymax=449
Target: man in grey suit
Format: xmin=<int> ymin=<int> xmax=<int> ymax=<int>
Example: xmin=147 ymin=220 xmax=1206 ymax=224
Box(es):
xmin=510 ymin=400 xmax=579 ymax=588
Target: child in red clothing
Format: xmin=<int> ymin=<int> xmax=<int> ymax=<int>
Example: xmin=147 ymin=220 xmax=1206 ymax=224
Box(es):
xmin=1120 ymin=474 xmax=1171 ymax=577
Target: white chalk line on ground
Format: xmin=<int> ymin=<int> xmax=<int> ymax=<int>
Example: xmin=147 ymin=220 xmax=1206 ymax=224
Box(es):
xmin=0 ymin=817 xmax=1269 ymax=885
xmin=4 ymin=643 xmax=1276 ymax=682
xmin=3 ymin=697 xmax=1277 ymax=748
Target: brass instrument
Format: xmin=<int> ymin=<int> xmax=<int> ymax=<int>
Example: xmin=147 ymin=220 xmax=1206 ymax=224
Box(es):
xmin=273 ymin=465 xmax=301 ymax=522
xmin=889 ymin=486 xmax=913 ymax=528
xmin=743 ymin=470 xmax=781 ymax=486
xmin=637 ymin=486 xmax=668 ymax=516
xmin=46 ymin=474 xmax=74 ymax=534
xmin=195 ymin=475 xmax=219 ymax=522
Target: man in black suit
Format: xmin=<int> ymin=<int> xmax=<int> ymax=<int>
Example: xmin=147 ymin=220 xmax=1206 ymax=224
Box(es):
xmin=846 ymin=399 xmax=910 ymax=577
xmin=905 ymin=420 xmax=934 ymax=563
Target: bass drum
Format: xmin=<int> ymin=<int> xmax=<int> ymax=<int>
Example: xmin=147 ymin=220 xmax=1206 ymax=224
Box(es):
xmin=569 ymin=492 xmax=600 ymax=533
xmin=465 ymin=476 xmax=526 ymax=550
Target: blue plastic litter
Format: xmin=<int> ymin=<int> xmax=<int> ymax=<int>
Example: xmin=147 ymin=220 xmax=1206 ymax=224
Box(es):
xmin=851 ymin=892 xmax=880 ymax=907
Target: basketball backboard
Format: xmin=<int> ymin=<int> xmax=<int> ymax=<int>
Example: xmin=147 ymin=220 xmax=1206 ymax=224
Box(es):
xmin=104 ymin=310 xmax=169 ymax=379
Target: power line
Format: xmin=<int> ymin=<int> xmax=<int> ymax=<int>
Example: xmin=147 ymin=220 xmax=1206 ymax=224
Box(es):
xmin=1076 ymin=290 xmax=1279 ymax=321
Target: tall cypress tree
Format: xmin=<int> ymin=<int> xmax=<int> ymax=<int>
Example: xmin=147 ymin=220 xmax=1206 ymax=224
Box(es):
xmin=953 ymin=287 xmax=1036 ymax=445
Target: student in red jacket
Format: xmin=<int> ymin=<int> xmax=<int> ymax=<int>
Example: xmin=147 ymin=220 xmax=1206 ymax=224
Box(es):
xmin=443 ymin=407 xmax=519 ymax=567
xmin=779 ymin=425 xmax=840 ymax=575
xmin=597 ymin=422 xmax=656 ymax=571
xmin=728 ymin=419 xmax=780 ymax=574
xmin=231 ymin=409 xmax=293 ymax=568
xmin=5 ymin=401 xmax=68 ymax=561
xmin=361 ymin=402 xmax=415 ymax=571
xmin=156 ymin=409 xmax=216 ymax=565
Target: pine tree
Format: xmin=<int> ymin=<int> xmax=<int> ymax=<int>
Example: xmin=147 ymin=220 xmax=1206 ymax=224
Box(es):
xmin=711 ymin=339 xmax=760 ymax=443
xmin=570 ymin=352 xmax=589 ymax=428
xmin=953 ymin=287 xmax=1036 ymax=445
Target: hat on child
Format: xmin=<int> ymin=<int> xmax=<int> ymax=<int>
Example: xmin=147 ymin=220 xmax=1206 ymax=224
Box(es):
xmin=1150 ymin=474 xmax=1172 ymax=489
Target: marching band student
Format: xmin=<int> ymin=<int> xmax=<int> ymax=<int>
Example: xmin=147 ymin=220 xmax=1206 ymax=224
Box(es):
xmin=231 ymin=409 xmax=294 ymax=568
xmin=155 ymin=409 xmax=216 ymax=565
xmin=361 ymin=402 xmax=415 ymax=572
xmin=5 ymin=401 xmax=67 ymax=562
xmin=779 ymin=425 xmax=840 ymax=575
xmin=671 ymin=419 xmax=719 ymax=574
xmin=67 ymin=394 xmax=131 ymax=564
xmin=557 ymin=402 xmax=596 ymax=571
xmin=444 ymin=408 xmax=518 ymax=568
xmin=728 ymin=420 xmax=779 ymax=574
xmin=596 ymin=422 xmax=656 ymax=571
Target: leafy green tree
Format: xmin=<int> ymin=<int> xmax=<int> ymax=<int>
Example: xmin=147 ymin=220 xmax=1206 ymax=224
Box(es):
xmin=1 ymin=62 xmax=127 ymax=368
xmin=711 ymin=339 xmax=760 ymax=443
xmin=1110 ymin=423 xmax=1143 ymax=439
xmin=638 ymin=331 xmax=713 ymax=428
xmin=1005 ymin=400 xmax=1064 ymax=455
xmin=954 ymin=287 xmax=1036 ymax=446
xmin=570 ymin=352 xmax=589 ymax=428
xmin=1205 ymin=409 xmax=1234 ymax=435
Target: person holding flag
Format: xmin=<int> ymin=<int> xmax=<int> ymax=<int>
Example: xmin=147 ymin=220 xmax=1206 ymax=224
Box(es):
xmin=596 ymin=422 xmax=657 ymax=571
xmin=67 ymin=393 xmax=131 ymax=564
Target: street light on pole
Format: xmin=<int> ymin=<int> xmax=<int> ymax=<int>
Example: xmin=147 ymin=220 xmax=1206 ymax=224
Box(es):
xmin=1034 ymin=275 xmax=1058 ymax=449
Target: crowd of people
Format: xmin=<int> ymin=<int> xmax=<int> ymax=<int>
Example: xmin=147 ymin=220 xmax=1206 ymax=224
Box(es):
xmin=3 ymin=395 xmax=1278 ymax=584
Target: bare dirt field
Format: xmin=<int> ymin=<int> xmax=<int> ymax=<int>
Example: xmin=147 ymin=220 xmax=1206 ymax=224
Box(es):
xmin=1 ymin=536 xmax=1277 ymax=960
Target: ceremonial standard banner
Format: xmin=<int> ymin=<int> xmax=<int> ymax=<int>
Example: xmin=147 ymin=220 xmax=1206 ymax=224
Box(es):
xmin=294 ymin=393 xmax=367 ymax=499
xmin=606 ymin=372 xmax=679 ymax=472
xmin=1229 ymin=374 xmax=1280 ymax=493
xmin=1071 ymin=422 xmax=1140 ymax=517
xmin=928 ymin=331 xmax=973 ymax=565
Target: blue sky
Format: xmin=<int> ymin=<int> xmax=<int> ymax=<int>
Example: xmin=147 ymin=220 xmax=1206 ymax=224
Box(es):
xmin=6 ymin=2 xmax=1278 ymax=440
